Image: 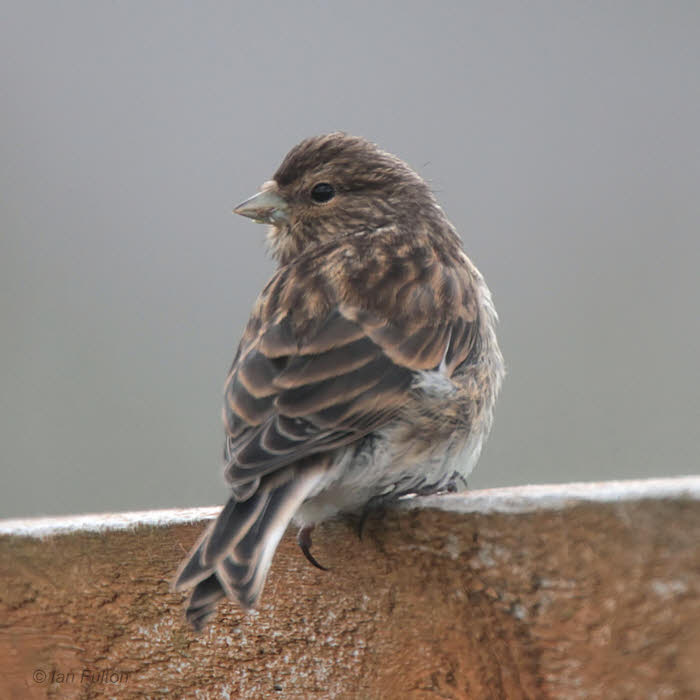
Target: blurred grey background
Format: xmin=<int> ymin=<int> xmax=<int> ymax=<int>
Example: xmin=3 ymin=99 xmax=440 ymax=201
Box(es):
xmin=1 ymin=2 xmax=698 ymax=518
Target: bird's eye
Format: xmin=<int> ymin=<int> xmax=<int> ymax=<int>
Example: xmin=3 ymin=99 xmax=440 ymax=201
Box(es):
xmin=310 ymin=182 xmax=335 ymax=203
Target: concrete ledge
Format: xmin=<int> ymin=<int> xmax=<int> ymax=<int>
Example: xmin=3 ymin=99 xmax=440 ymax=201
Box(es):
xmin=409 ymin=474 xmax=700 ymax=514
xmin=3 ymin=476 xmax=699 ymax=537
xmin=1 ymin=476 xmax=699 ymax=698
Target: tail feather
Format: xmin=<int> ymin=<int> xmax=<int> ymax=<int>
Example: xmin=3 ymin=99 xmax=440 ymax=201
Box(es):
xmin=186 ymin=573 xmax=226 ymax=630
xmin=202 ymin=483 xmax=268 ymax=566
xmin=174 ymin=459 xmax=326 ymax=629
xmin=174 ymin=532 xmax=214 ymax=591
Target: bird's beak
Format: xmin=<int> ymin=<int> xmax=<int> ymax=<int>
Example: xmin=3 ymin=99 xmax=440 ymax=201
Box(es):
xmin=233 ymin=189 xmax=289 ymax=225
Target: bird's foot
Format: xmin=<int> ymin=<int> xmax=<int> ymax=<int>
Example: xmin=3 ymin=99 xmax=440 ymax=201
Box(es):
xmin=357 ymin=497 xmax=387 ymax=540
xmin=445 ymin=471 xmax=469 ymax=493
xmin=297 ymin=525 xmax=329 ymax=571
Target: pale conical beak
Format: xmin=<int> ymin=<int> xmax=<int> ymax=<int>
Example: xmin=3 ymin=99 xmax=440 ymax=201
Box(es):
xmin=233 ymin=189 xmax=289 ymax=225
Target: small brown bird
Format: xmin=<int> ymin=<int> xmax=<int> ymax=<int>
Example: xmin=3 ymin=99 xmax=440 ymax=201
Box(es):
xmin=174 ymin=133 xmax=504 ymax=630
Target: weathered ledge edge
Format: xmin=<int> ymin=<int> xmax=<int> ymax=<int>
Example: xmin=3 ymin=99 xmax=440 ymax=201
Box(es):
xmin=2 ymin=475 xmax=699 ymax=538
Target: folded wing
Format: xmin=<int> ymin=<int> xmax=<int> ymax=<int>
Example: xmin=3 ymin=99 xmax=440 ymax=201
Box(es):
xmin=222 ymin=250 xmax=480 ymax=488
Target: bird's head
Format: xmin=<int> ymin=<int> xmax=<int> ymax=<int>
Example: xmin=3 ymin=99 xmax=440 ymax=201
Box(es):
xmin=233 ymin=132 xmax=442 ymax=265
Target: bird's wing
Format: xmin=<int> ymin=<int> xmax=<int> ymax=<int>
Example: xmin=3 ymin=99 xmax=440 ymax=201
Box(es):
xmin=222 ymin=236 xmax=479 ymax=486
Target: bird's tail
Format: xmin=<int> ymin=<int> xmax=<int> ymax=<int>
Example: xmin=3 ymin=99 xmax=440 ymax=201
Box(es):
xmin=173 ymin=460 xmax=325 ymax=631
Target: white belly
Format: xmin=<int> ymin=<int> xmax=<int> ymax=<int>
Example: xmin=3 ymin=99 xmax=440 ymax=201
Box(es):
xmin=293 ymin=415 xmax=487 ymax=527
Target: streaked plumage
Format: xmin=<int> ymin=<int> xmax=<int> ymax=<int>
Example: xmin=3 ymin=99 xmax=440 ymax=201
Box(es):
xmin=174 ymin=133 xmax=504 ymax=630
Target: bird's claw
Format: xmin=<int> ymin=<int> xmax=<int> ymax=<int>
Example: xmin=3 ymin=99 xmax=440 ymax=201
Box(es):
xmin=297 ymin=525 xmax=329 ymax=571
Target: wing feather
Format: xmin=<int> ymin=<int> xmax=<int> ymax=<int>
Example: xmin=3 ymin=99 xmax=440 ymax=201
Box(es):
xmin=221 ymin=232 xmax=479 ymax=486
